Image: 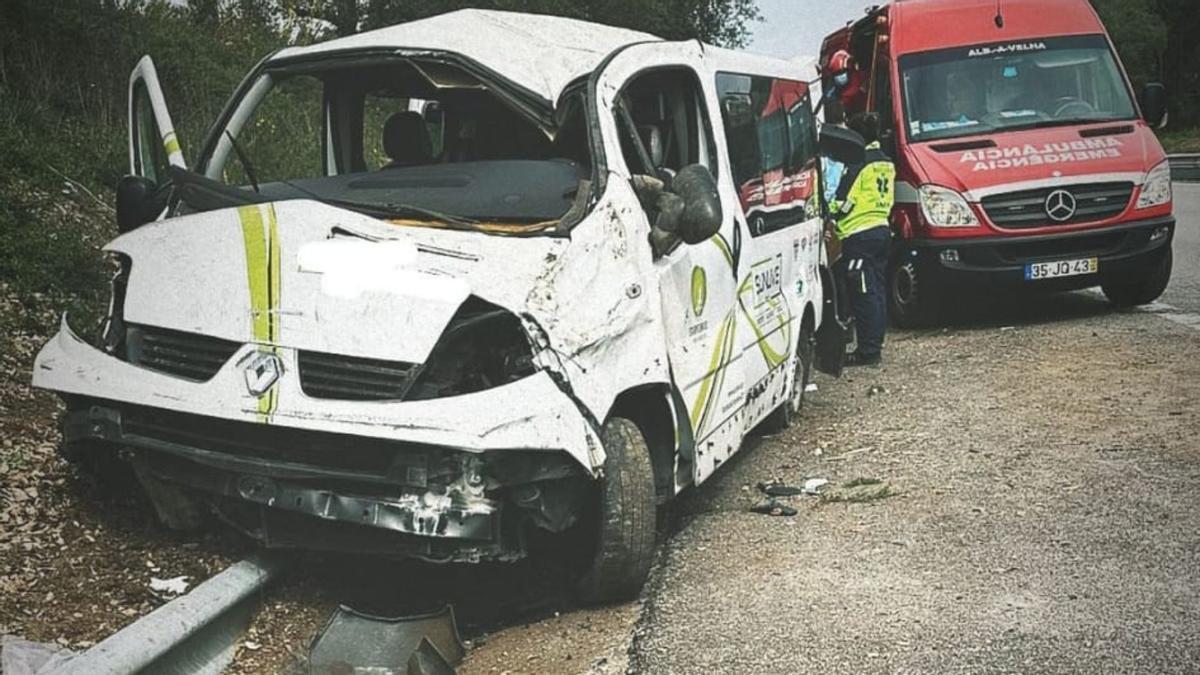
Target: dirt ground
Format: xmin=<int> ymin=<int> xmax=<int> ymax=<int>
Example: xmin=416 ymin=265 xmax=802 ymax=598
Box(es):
xmin=4 ymin=280 xmax=1198 ymax=674
xmin=630 ymin=292 xmax=1200 ymax=674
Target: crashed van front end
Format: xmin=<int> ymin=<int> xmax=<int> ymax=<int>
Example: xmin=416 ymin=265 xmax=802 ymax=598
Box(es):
xmin=32 ymin=195 xmax=629 ymax=563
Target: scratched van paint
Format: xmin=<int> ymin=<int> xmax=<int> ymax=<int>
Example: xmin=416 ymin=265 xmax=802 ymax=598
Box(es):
xmin=32 ymin=10 xmax=847 ymax=602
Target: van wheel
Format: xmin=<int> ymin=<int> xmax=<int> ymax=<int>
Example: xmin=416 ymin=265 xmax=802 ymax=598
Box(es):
xmin=889 ymin=259 xmax=940 ymax=328
xmin=761 ymin=318 xmax=815 ymax=433
xmin=1101 ymin=248 xmax=1172 ymax=308
xmin=576 ymin=417 xmax=656 ymax=605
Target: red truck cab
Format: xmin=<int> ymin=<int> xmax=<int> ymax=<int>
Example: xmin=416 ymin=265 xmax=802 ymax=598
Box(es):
xmin=820 ymin=0 xmax=1174 ymax=325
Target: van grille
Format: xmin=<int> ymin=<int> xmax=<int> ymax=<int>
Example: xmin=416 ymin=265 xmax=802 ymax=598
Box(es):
xmin=126 ymin=325 xmax=241 ymax=381
xmin=298 ymin=351 xmax=416 ymax=401
xmin=981 ymin=182 xmax=1134 ymax=229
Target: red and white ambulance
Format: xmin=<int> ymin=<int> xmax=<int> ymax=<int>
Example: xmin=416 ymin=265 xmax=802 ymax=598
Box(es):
xmin=820 ymin=0 xmax=1174 ymax=325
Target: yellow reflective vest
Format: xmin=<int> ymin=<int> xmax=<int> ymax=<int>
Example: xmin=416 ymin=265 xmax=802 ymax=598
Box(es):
xmin=831 ymin=142 xmax=895 ymax=241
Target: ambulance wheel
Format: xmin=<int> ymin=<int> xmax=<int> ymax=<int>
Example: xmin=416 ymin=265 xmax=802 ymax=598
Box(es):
xmin=576 ymin=417 xmax=657 ymax=605
xmin=889 ymin=259 xmax=940 ymax=328
xmin=761 ymin=318 xmax=815 ymax=433
xmin=1101 ymin=247 xmax=1172 ymax=308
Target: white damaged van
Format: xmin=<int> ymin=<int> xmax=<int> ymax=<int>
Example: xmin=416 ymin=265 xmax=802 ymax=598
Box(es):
xmin=33 ymin=10 xmax=848 ymax=601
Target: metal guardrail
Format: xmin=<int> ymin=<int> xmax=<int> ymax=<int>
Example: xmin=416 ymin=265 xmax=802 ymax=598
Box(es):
xmin=1169 ymin=154 xmax=1200 ymax=182
xmin=45 ymin=555 xmax=284 ymax=675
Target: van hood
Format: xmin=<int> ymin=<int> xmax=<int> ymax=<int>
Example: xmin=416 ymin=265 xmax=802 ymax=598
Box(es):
xmin=907 ymin=122 xmax=1165 ymax=198
xmin=109 ymin=200 xmax=565 ymax=364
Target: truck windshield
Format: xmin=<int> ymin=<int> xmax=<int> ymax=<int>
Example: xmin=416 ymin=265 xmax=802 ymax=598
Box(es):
xmin=899 ymin=35 xmax=1137 ymax=143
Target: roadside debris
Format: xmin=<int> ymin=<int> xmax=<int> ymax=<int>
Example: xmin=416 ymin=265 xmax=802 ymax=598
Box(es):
xmin=0 ymin=635 xmax=76 ymax=675
xmin=308 ymin=604 xmax=465 ymax=675
xmin=749 ymin=501 xmax=797 ymax=517
xmin=802 ymin=478 xmax=829 ymax=495
xmin=148 ymin=575 xmax=190 ymax=598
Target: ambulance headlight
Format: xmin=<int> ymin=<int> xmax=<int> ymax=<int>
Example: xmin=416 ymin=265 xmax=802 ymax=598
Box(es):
xmin=919 ymin=185 xmax=979 ymax=228
xmin=1136 ymin=161 xmax=1172 ymax=210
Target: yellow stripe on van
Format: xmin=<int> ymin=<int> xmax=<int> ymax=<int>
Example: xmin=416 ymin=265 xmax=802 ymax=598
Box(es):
xmin=163 ymin=131 xmax=181 ymax=157
xmin=691 ymin=311 xmax=736 ymax=438
xmin=239 ymin=204 xmax=282 ymax=423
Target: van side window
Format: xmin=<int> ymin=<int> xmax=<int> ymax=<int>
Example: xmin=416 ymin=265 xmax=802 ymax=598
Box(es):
xmin=717 ymin=73 xmax=820 ymax=237
xmin=614 ymin=68 xmax=718 ymax=179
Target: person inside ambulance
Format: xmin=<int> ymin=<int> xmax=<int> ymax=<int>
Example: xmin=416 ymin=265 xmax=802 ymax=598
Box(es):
xmin=825 ymin=49 xmax=867 ymax=115
xmin=944 ymin=71 xmax=983 ymax=127
xmin=830 ymin=112 xmax=894 ymax=368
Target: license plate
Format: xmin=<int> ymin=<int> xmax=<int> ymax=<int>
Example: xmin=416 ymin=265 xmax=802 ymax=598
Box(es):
xmin=1024 ymin=257 xmax=1098 ymax=281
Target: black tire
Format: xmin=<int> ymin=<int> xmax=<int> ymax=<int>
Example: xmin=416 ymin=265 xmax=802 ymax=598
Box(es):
xmin=576 ymin=417 xmax=657 ymax=605
xmin=761 ymin=319 xmax=815 ymax=433
xmin=889 ymin=258 xmax=941 ymax=328
xmin=1101 ymin=247 xmax=1172 ymax=308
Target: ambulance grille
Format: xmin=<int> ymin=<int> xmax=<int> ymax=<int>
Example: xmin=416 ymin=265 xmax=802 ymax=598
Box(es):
xmin=125 ymin=325 xmax=242 ymax=382
xmin=981 ymin=182 xmax=1134 ymax=228
xmin=297 ymin=351 xmax=417 ymax=401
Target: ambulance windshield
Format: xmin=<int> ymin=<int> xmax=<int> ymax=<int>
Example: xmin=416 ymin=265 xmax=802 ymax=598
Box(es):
xmin=899 ymin=35 xmax=1137 ymax=142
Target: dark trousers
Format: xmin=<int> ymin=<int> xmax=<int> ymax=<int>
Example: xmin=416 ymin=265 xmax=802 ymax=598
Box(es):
xmin=836 ymin=226 xmax=890 ymax=358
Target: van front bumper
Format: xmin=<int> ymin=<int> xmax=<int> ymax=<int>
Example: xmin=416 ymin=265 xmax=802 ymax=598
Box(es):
xmin=34 ymin=322 xmax=603 ymax=561
xmin=902 ymin=216 xmax=1174 ymax=291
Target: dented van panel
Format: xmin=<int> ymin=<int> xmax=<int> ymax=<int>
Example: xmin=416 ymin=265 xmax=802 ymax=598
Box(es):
xmin=32 ymin=10 xmax=837 ymax=571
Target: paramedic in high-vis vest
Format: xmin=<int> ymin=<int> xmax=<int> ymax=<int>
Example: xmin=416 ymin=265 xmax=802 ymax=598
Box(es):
xmin=831 ymin=113 xmax=894 ymax=367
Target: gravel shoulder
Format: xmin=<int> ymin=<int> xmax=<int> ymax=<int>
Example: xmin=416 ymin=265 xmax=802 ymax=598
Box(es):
xmin=630 ymin=294 xmax=1200 ymax=674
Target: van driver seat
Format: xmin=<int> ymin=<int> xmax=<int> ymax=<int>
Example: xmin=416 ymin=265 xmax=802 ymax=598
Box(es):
xmin=382 ymin=111 xmax=433 ymax=168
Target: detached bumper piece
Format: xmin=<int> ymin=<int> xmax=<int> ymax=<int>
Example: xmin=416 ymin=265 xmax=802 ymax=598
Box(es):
xmin=309 ymin=605 xmax=465 ymax=675
xmin=62 ymin=402 xmax=589 ymax=562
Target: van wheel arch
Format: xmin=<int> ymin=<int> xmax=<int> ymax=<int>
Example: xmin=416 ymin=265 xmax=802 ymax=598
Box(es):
xmin=606 ymin=384 xmax=677 ymax=501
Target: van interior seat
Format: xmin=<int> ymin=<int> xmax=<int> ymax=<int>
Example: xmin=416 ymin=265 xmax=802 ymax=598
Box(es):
xmin=382 ymin=111 xmax=433 ymax=168
xmin=637 ymin=124 xmax=665 ymax=170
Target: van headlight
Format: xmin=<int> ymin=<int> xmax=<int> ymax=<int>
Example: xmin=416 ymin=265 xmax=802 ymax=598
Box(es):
xmin=66 ymin=253 xmax=130 ymax=354
xmin=1136 ymin=161 xmax=1172 ymax=210
xmin=407 ymin=299 xmax=536 ymax=401
xmin=919 ymin=185 xmax=979 ymax=227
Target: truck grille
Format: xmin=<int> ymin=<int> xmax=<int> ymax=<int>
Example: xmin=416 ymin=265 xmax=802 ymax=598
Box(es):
xmin=298 ymin=350 xmax=416 ymax=401
xmin=126 ymin=325 xmax=241 ymax=381
xmin=981 ymin=182 xmax=1134 ymax=229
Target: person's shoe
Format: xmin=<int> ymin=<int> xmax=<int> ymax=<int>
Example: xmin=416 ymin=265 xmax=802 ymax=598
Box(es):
xmin=845 ymin=352 xmax=882 ymax=368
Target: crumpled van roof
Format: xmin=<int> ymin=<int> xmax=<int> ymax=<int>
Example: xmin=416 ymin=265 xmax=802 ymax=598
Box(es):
xmin=271 ymin=9 xmax=659 ymax=104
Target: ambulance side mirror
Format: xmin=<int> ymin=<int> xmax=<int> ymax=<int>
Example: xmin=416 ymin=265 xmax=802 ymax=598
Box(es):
xmin=1140 ymin=83 xmax=1168 ymax=129
xmin=672 ymin=164 xmax=723 ymax=245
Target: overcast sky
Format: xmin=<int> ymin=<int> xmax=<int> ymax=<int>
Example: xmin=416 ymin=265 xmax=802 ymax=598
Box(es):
xmin=748 ymin=1 xmax=867 ymax=62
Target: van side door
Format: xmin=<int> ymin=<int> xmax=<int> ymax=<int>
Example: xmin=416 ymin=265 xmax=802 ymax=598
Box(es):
xmin=714 ymin=73 xmax=825 ymax=430
xmin=128 ymin=55 xmax=186 ymax=180
xmin=592 ymin=42 xmax=747 ymax=488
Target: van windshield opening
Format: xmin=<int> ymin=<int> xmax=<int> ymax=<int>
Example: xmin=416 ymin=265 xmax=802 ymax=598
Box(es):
xmin=899 ymin=35 xmax=1137 ymax=143
xmin=191 ymin=58 xmax=592 ymax=234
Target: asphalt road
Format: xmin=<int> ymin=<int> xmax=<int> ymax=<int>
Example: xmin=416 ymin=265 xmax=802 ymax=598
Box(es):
xmin=1162 ymin=182 xmax=1199 ymax=313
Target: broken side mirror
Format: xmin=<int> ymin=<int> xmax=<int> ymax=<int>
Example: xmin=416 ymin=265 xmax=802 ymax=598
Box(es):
xmin=818 ymin=125 xmax=866 ymax=166
xmin=1140 ymin=82 xmax=1168 ymax=129
xmin=116 ymin=175 xmax=166 ymax=233
xmin=672 ymin=164 xmax=722 ymax=245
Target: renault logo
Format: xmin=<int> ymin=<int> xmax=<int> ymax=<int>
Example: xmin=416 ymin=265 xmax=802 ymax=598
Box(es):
xmin=1044 ymin=189 xmax=1077 ymax=222
xmin=241 ymin=350 xmax=283 ymax=397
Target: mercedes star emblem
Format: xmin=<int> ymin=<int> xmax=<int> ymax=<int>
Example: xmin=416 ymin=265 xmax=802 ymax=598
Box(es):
xmin=1044 ymin=189 xmax=1077 ymax=222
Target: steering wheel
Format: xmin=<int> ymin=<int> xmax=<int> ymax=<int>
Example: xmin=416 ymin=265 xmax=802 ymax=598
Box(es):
xmin=1053 ymin=97 xmax=1095 ymax=119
